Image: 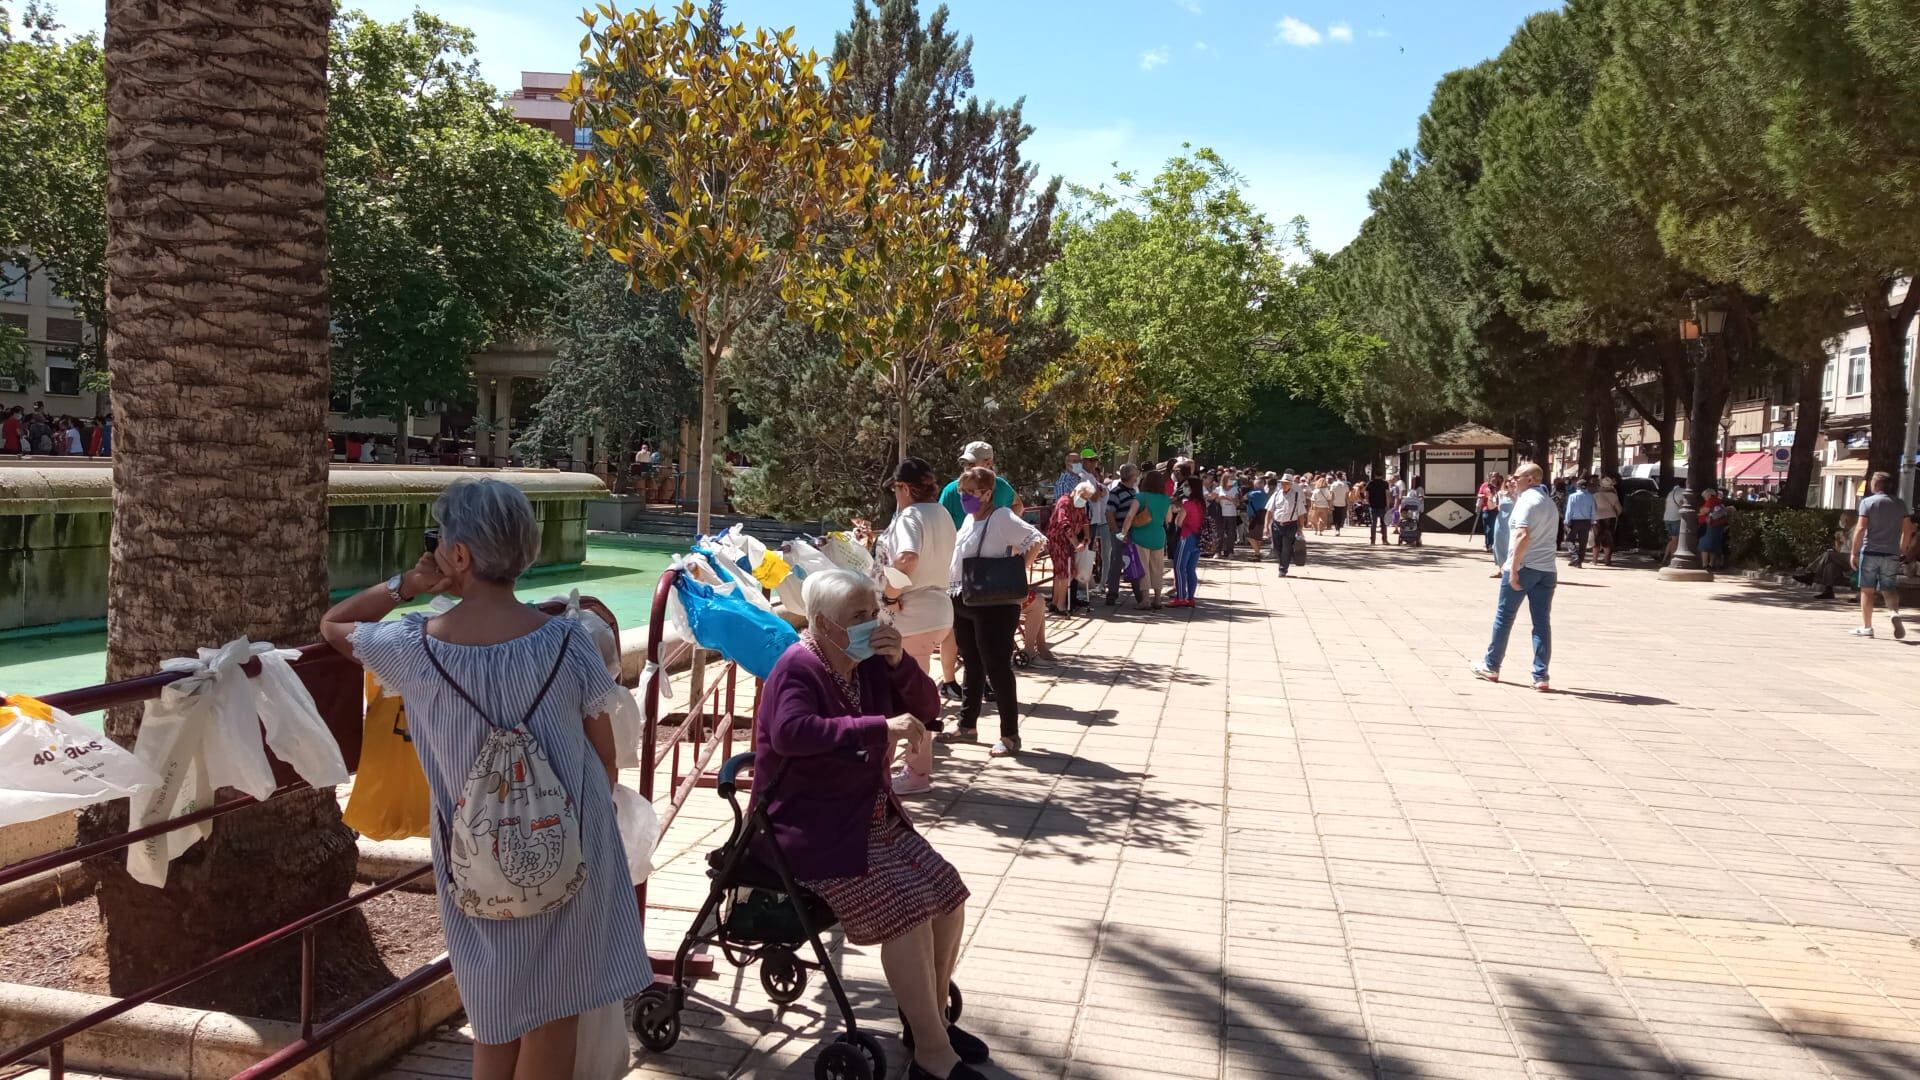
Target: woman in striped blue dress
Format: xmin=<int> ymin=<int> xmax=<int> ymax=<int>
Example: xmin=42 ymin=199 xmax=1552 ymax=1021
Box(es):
xmin=324 ymin=477 xmax=649 ymax=1079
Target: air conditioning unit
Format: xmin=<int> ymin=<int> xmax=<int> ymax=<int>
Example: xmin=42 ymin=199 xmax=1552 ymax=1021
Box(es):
xmin=0 ymin=377 xmax=19 ymax=393
xmin=1769 ymin=405 xmax=1786 ymax=423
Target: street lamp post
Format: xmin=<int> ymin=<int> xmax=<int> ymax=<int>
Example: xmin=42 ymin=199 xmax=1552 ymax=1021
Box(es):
xmin=1661 ymin=295 xmax=1726 ymax=582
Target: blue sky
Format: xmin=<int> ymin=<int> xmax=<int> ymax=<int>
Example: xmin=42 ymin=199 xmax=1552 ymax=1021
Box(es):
xmin=51 ymin=0 xmax=1552 ymax=251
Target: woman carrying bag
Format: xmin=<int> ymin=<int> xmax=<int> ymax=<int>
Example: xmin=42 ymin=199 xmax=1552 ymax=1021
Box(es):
xmin=947 ymin=466 xmax=1046 ymax=757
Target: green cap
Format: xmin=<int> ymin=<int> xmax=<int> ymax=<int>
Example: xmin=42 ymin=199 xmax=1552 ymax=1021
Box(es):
xmin=1081 ymin=447 xmax=1097 ymax=458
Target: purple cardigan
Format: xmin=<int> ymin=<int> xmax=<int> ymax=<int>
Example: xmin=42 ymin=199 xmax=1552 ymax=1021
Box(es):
xmin=750 ymin=642 xmax=941 ymax=879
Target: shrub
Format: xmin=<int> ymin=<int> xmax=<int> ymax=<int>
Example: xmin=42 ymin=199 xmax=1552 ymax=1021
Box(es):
xmin=1727 ymin=505 xmax=1844 ymax=570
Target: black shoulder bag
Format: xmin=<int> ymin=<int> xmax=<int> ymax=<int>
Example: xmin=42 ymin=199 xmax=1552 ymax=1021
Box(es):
xmin=959 ymin=508 xmax=1029 ymax=607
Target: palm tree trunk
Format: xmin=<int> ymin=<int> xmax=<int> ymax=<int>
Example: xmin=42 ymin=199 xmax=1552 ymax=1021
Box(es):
xmin=88 ymin=0 xmax=372 ymax=1010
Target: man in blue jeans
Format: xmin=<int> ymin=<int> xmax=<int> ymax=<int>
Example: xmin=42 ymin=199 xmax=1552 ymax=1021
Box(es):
xmin=1472 ymin=462 xmax=1559 ymax=691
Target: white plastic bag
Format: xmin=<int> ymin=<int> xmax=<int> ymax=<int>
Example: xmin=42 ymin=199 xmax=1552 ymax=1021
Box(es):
xmin=1074 ymin=548 xmax=1096 ymax=584
xmin=572 ymin=1000 xmax=631 ymax=1079
xmin=127 ymin=638 xmax=348 ymax=888
xmin=0 ymin=694 xmax=159 ymax=828
xmin=822 ymin=531 xmax=874 ymax=575
xmin=612 ymin=784 xmax=659 ymax=884
xmin=551 ymin=592 xmax=643 ymax=769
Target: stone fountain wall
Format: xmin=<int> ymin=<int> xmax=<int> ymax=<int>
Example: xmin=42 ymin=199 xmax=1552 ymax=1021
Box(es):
xmin=0 ymin=463 xmax=606 ymax=632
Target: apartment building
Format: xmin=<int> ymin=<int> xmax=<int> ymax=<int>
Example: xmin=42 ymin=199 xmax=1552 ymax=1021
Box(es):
xmin=0 ymin=260 xmax=98 ymax=418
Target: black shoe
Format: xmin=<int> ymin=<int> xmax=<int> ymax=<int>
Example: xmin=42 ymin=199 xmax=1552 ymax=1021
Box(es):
xmin=1793 ymin=572 xmax=1815 ymax=585
xmin=901 ymin=1014 xmax=991 ymax=1065
xmin=1816 ymin=588 xmax=1836 ymax=599
xmin=940 ymin=681 xmax=962 ymax=702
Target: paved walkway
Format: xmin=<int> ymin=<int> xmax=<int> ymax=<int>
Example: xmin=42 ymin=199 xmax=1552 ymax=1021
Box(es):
xmin=381 ymin=528 xmax=1920 ymax=1080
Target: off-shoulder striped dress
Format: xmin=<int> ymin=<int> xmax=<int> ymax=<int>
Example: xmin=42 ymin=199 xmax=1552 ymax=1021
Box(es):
xmin=350 ymin=614 xmax=651 ymax=1043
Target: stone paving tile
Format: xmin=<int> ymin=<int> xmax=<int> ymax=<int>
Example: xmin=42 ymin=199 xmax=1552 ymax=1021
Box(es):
xmin=376 ymin=530 xmax=1920 ymax=1080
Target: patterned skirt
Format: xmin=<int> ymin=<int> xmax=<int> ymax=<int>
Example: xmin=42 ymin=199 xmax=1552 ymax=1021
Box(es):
xmin=801 ymin=808 xmax=970 ymax=946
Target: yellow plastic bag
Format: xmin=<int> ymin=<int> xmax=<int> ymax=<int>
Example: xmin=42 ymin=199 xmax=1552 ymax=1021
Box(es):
xmin=341 ymin=673 xmax=431 ymax=841
xmin=751 ymin=549 xmax=792 ymax=589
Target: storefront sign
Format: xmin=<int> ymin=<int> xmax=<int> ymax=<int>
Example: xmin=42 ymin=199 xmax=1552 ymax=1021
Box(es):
xmin=1420 ymin=449 xmax=1477 ymax=461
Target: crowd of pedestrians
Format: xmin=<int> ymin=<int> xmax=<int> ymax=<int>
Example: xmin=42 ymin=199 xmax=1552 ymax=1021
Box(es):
xmin=1 ymin=401 xmax=111 ymax=457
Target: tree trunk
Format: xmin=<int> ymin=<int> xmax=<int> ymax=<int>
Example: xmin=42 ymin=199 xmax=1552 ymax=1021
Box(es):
xmin=897 ymin=383 xmax=912 ymax=466
xmin=1658 ymin=341 xmax=1681 ymax=490
xmin=1688 ymin=335 xmax=1732 ymax=494
xmin=696 ymin=347 xmax=717 ymax=536
xmin=88 ymin=0 xmax=370 ymax=1010
xmin=1596 ymin=377 xmax=1620 ymax=481
xmin=1860 ymin=283 xmax=1917 ymax=482
xmin=1784 ymin=354 xmax=1824 ymax=508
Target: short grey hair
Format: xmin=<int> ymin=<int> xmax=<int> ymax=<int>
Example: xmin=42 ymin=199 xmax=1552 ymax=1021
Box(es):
xmin=802 ymin=569 xmax=878 ymax=628
xmin=433 ymin=477 xmax=541 ymax=584
xmin=1119 ymin=463 xmax=1140 ymax=482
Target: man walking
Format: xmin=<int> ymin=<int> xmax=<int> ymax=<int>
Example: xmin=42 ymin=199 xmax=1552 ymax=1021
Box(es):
xmin=1329 ymin=472 xmax=1351 ymax=535
xmin=1214 ymin=470 xmax=1242 ymax=556
xmin=1472 ymin=462 xmax=1558 ymax=692
xmin=1848 ymin=471 xmax=1914 ymax=639
xmin=1563 ymin=477 xmax=1596 ymax=568
xmin=1270 ymin=472 xmax=1306 ymax=578
xmin=1366 ymin=471 xmax=1391 ymax=544
xmin=1104 ymin=463 xmax=1144 ymax=606
xmin=1245 ymin=474 xmax=1270 ymax=558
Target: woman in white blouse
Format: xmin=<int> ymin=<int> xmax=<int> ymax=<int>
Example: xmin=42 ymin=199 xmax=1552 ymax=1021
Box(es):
xmin=948 ymin=466 xmax=1046 ymax=757
xmin=877 ymin=457 xmax=958 ymax=795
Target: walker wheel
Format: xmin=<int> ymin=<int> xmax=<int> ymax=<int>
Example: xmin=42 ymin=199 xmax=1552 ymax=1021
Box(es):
xmin=761 ymin=947 xmax=807 ymax=1005
xmin=632 ymin=986 xmax=681 ymax=1052
xmin=816 ymin=1040 xmax=874 ymax=1080
xmin=844 ymin=1030 xmax=888 ymax=1080
xmin=948 ymin=981 xmax=963 ymax=1023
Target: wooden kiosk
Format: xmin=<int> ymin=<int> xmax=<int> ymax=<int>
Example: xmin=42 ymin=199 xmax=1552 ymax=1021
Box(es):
xmin=1396 ymin=423 xmax=1517 ymax=535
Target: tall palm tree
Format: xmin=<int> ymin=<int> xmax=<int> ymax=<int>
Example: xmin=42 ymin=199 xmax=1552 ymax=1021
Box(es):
xmin=89 ymin=0 xmax=371 ymax=1006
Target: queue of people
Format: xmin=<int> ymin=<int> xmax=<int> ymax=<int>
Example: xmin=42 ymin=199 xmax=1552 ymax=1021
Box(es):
xmin=1 ymin=402 xmax=111 ymax=457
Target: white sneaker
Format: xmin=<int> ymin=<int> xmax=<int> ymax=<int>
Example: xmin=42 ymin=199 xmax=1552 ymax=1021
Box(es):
xmin=1850 ymin=626 xmax=1875 ymax=638
xmin=1470 ymin=662 xmax=1500 ymax=683
xmin=891 ymin=766 xmax=933 ymax=796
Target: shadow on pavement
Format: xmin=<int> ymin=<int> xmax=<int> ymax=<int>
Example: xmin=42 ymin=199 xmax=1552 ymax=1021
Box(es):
xmin=1548 ymin=687 xmax=1677 ymax=706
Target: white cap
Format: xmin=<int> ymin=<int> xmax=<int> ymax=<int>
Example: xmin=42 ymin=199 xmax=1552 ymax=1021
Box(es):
xmin=959 ymin=440 xmax=994 ymax=464
xmin=1281 ymin=471 xmax=1296 ymax=482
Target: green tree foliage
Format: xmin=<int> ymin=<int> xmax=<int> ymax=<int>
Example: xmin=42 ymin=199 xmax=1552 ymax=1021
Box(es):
xmin=518 ymin=254 xmax=696 ymax=493
xmin=0 ymin=3 xmax=106 ymax=363
xmin=327 ymin=11 xmax=572 ymax=425
xmin=1046 ymin=147 xmax=1283 ymax=438
xmin=1228 ymin=384 xmax=1374 ymax=474
xmin=832 ymin=0 xmax=1060 ymax=288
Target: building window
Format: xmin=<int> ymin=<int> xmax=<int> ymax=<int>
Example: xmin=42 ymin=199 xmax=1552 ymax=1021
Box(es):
xmin=44 ymin=268 xmax=74 ymax=307
xmin=1822 ymin=360 xmax=1835 ymax=401
xmin=45 ymin=317 xmax=81 ymax=344
xmin=1847 ymin=347 xmax=1867 ymax=396
xmin=0 ymin=262 xmax=26 ymax=304
xmin=45 ymin=350 xmax=79 ymax=396
xmin=572 ymin=126 xmax=593 ymax=151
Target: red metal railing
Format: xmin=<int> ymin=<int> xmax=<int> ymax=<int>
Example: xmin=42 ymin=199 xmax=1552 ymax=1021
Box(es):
xmin=0 ymin=595 xmax=616 ymax=1079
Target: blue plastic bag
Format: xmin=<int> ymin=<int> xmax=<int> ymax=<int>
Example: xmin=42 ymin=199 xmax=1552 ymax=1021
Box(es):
xmin=673 ymin=554 xmax=798 ymax=679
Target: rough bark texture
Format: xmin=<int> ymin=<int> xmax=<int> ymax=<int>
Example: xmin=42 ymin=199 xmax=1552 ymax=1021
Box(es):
xmin=1861 ymin=284 xmax=1917 ymax=481
xmin=90 ymin=0 xmax=371 ymax=1009
xmin=1785 ymin=354 xmax=1825 ymax=508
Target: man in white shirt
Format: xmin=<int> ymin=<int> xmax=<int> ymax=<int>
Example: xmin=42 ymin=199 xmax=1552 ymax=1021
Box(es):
xmin=1215 ymin=471 xmax=1242 ymax=554
xmin=1472 ymin=462 xmax=1559 ymax=691
xmin=1269 ymin=472 xmax=1306 ymax=578
xmin=1662 ymin=481 xmax=1687 ymax=566
xmin=1329 ymin=473 xmax=1351 ymax=535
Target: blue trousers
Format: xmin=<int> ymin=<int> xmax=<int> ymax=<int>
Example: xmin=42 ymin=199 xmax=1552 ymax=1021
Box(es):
xmin=1174 ymin=533 xmax=1201 ymax=599
xmin=1484 ymin=567 xmax=1555 ymax=682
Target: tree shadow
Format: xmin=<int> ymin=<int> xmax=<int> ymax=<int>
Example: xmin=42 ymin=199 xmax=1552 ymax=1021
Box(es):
xmin=1023 ymin=702 xmax=1118 ymax=726
xmin=1034 ymin=650 xmax=1213 ymax=688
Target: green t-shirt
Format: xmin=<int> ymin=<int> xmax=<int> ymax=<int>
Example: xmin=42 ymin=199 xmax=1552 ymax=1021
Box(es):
xmin=939 ymin=475 xmax=1017 ymax=527
xmin=1131 ymin=492 xmax=1171 ymax=550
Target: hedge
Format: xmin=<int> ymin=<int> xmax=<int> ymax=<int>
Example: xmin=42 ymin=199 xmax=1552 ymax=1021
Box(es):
xmin=1612 ymin=491 xmax=1841 ymax=570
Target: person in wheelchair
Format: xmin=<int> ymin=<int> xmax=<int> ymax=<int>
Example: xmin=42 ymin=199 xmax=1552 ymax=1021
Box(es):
xmin=757 ymin=569 xmax=986 ymax=1080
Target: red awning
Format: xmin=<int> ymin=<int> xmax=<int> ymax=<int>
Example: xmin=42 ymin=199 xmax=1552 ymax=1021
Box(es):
xmin=1722 ymin=450 xmax=1780 ymax=486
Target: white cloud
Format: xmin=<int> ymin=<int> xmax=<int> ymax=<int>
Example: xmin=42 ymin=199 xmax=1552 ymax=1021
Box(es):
xmin=1139 ymin=47 xmax=1171 ymax=72
xmin=1173 ymin=0 xmax=1203 ymax=13
xmin=1193 ymin=40 xmax=1210 ymax=52
xmin=1368 ymin=28 xmax=1392 ymax=39
xmin=1276 ymin=17 xmax=1323 ymax=47
xmin=1328 ymin=23 xmax=1355 ymax=43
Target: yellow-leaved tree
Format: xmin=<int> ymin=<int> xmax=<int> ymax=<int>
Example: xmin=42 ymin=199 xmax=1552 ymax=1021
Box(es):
xmin=1025 ymin=334 xmax=1176 ymax=463
xmin=557 ymin=1 xmax=886 ymax=533
xmin=786 ymin=176 xmax=1026 ymax=462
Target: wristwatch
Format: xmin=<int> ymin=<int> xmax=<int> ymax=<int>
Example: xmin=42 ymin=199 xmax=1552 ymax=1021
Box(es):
xmin=386 ymin=573 xmax=413 ymax=604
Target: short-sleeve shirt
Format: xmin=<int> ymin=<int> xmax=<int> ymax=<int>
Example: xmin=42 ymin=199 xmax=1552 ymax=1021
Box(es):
xmin=1245 ymin=488 xmax=1270 ymax=516
xmin=1329 ymin=481 xmax=1350 ymax=507
xmin=1106 ymin=482 xmax=1139 ymax=534
xmin=1857 ymin=492 xmax=1909 ymax=556
xmin=939 ymin=475 xmax=1016 ymax=527
xmin=1216 ymin=485 xmax=1240 ymax=518
xmin=1504 ymin=486 xmax=1561 ymax=575
xmin=1366 ymin=478 xmax=1389 ymax=507
xmin=878 ymin=502 xmax=957 ymax=637
xmin=1179 ymin=498 xmax=1206 ymax=537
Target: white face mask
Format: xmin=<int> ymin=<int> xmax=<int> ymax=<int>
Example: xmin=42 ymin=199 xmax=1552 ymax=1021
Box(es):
xmin=1070 ymin=462 xmax=1084 ymax=474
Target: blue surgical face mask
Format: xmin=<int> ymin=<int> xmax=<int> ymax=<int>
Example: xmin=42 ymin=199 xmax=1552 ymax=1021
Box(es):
xmin=824 ymin=614 xmax=880 ymax=663
xmin=1073 ymin=495 xmax=1088 ymax=508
